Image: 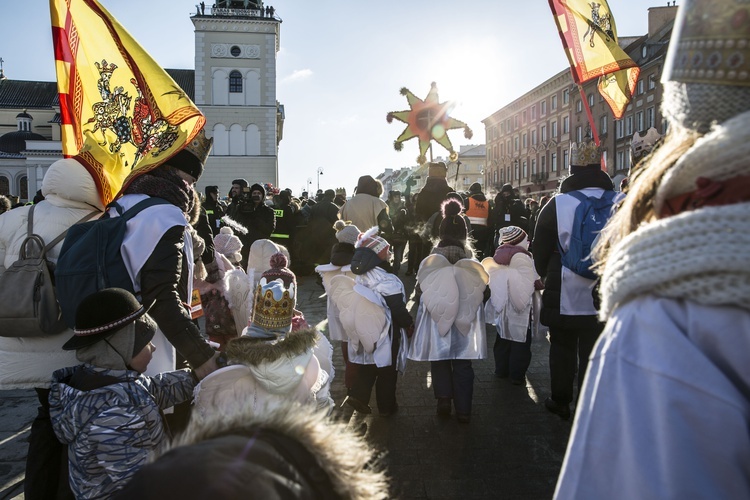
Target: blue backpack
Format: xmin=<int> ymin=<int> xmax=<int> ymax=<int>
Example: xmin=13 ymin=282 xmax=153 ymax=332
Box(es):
xmin=55 ymin=197 xmax=169 ymax=328
xmin=559 ymin=190 xmax=618 ymax=280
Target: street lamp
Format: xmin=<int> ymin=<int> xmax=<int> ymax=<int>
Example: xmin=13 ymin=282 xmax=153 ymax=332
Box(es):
xmin=317 ymin=167 xmax=324 ymax=191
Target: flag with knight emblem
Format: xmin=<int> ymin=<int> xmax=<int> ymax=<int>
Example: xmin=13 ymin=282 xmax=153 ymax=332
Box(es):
xmin=548 ymin=0 xmax=640 ymax=119
xmin=50 ymin=0 xmax=206 ymax=207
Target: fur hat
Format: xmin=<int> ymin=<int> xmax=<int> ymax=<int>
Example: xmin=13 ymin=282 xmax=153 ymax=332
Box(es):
xmin=438 ymin=199 xmax=467 ymax=243
xmin=351 ymin=227 xmax=390 ymax=275
xmin=333 ymin=220 xmax=360 ymax=245
xmin=232 ymin=179 xmax=248 ymax=189
xmin=214 ymin=227 xmax=243 ymax=265
xmin=500 ymin=225 xmax=528 ymax=246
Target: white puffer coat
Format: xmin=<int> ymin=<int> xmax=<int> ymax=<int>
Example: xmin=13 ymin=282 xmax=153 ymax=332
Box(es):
xmin=0 ymin=158 xmax=104 ymax=389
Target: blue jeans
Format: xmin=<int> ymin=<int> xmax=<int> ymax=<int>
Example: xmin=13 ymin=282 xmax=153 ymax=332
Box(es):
xmin=431 ymin=359 xmax=475 ymax=416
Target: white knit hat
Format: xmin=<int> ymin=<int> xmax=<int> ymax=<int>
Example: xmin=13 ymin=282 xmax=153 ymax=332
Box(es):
xmin=213 ymin=227 xmax=242 ymax=265
xmin=500 ymin=226 xmax=527 ymax=246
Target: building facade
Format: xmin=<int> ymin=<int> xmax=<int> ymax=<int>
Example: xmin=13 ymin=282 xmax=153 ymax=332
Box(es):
xmin=483 ymin=5 xmax=677 ymax=199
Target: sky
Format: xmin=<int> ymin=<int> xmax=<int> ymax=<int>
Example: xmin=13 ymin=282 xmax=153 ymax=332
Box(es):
xmin=0 ymin=0 xmax=669 ymax=195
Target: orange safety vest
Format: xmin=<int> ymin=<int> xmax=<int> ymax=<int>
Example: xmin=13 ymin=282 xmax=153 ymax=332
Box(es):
xmin=466 ymin=197 xmax=489 ymax=226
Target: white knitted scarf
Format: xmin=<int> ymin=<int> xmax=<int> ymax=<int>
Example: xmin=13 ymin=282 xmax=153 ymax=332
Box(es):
xmin=599 ymin=202 xmax=750 ymax=319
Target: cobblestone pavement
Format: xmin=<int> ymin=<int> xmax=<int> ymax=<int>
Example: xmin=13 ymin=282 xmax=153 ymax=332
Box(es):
xmin=0 ymin=272 xmax=572 ymax=499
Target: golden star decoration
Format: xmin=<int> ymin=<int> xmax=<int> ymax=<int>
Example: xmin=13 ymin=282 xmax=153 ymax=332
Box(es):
xmin=387 ymin=82 xmax=472 ymax=164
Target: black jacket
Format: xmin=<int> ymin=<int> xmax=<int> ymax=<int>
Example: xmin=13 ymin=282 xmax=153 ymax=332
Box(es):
xmin=140 ymin=226 xmax=215 ymax=369
xmin=229 ymin=201 xmax=276 ymax=267
xmin=532 ymin=168 xmax=614 ymax=329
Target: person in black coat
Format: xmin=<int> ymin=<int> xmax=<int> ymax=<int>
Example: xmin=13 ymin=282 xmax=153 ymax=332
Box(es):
xmin=227 ymin=183 xmax=276 ymax=268
xmin=203 ymin=185 xmax=226 ymax=236
xmin=489 ymin=183 xmax=528 ymax=251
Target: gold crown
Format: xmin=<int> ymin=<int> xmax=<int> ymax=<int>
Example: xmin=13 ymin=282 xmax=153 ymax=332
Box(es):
xmin=184 ymin=129 xmax=213 ymax=166
xmin=570 ymin=140 xmax=601 ymax=167
xmin=252 ymin=280 xmax=295 ymax=331
xmin=664 ymin=0 xmax=750 ymax=87
xmin=335 ymin=187 xmax=346 ymax=196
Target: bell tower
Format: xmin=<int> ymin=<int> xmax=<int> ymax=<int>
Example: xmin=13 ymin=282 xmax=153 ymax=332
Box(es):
xmin=191 ymin=2 xmax=282 ymax=190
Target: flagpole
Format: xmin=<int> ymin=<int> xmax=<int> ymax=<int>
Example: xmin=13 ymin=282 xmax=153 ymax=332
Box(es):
xmin=577 ymin=84 xmax=600 ymax=146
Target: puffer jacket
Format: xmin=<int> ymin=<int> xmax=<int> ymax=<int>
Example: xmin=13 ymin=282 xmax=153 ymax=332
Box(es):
xmin=49 ymin=364 xmax=195 ymax=500
xmin=0 ymin=159 xmax=103 ymax=389
xmin=532 ymin=167 xmax=615 ymax=329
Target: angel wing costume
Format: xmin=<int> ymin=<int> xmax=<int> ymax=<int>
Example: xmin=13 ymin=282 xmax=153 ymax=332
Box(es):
xmin=329 ymin=267 xmax=408 ymax=370
xmin=409 ymin=254 xmax=489 ymax=361
xmin=482 ymin=253 xmax=537 ymax=342
xmin=315 ymin=263 xmax=355 ymax=342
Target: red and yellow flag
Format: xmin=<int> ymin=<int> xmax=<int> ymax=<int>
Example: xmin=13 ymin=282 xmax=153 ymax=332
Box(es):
xmin=51 ymin=0 xmax=205 ymax=206
xmin=548 ymin=0 xmax=640 ymax=119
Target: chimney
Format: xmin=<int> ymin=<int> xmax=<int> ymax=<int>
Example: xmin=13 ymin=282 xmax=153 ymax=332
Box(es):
xmin=648 ymin=5 xmax=679 ymax=38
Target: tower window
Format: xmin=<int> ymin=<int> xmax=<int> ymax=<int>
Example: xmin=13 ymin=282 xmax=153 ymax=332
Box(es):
xmin=229 ymin=70 xmax=242 ymax=93
xmin=230 ymin=45 xmax=241 ymax=57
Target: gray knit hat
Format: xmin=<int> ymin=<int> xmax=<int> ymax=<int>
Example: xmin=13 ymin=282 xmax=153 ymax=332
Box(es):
xmin=333 ymin=220 xmax=360 ymax=245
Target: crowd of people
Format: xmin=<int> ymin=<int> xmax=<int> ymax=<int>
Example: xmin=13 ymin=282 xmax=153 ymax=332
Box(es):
xmin=0 ymin=0 xmax=748 ymax=496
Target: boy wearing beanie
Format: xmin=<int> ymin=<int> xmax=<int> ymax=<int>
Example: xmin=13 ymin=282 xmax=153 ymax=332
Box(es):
xmin=482 ymin=226 xmax=541 ymax=386
xmin=49 ymin=289 xmax=197 ymax=499
xmin=408 ymin=199 xmax=489 ymax=423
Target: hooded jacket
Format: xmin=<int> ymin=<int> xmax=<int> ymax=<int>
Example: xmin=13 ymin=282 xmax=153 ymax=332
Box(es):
xmin=48 ymin=364 xmax=195 ymax=499
xmin=0 ymin=159 xmax=103 ymax=389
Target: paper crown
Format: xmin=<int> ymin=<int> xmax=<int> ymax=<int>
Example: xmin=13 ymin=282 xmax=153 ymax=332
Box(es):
xmin=252 ymin=279 xmax=295 ymax=332
xmin=184 ymin=129 xmax=213 ymax=166
xmin=570 ymin=140 xmax=601 ymax=167
xmin=631 ymin=127 xmax=662 ymax=163
xmin=335 ymin=187 xmax=347 ymax=197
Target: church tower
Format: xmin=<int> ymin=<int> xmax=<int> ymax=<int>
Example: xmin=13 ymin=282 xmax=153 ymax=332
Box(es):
xmin=191 ymin=1 xmax=283 ymax=192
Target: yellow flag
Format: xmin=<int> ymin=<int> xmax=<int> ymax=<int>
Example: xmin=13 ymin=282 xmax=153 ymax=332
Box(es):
xmin=548 ymin=0 xmax=640 ymax=118
xmin=51 ymin=0 xmax=205 ymax=206
xmin=598 ymin=67 xmax=640 ymax=120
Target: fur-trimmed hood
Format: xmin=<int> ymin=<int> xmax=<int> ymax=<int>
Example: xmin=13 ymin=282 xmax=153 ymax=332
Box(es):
xmin=225 ymin=327 xmax=319 ymax=366
xmin=115 ymin=402 xmax=388 ymax=499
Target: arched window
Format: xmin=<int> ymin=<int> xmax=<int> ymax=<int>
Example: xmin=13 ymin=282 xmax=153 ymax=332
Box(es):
xmin=212 ymin=124 xmax=229 ymax=155
xmin=229 ymin=70 xmax=243 ymax=93
xmin=19 ymin=176 xmax=28 ymax=201
xmin=0 ymin=175 xmax=9 ymax=195
xmin=229 ymin=124 xmax=245 ymax=156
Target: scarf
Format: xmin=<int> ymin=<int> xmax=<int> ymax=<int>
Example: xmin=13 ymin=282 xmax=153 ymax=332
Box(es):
xmin=124 ymin=167 xmax=195 ymax=215
xmin=599 ymin=202 xmax=750 ymax=319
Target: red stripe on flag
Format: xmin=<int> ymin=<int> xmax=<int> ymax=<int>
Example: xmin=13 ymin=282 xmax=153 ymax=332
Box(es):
xmin=59 ymin=93 xmax=75 ymax=125
xmin=51 ymin=26 xmax=74 ymax=64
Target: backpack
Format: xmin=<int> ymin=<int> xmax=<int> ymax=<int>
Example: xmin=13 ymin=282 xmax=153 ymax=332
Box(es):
xmin=559 ymin=190 xmax=618 ymax=280
xmin=0 ymin=205 xmax=96 ymax=337
xmin=55 ymin=197 xmax=169 ymax=329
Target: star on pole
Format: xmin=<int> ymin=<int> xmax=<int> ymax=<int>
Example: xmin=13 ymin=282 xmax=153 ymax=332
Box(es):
xmin=387 ymin=82 xmax=473 ymax=164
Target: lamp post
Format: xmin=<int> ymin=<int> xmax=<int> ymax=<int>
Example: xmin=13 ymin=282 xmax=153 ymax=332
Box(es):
xmin=317 ymin=167 xmax=324 ymax=191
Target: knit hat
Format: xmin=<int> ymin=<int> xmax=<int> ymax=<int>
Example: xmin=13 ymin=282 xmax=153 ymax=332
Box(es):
xmin=168 ymin=129 xmax=212 ymax=180
xmin=351 ymin=227 xmax=390 ymax=275
xmin=201 ymin=288 xmax=237 ymax=342
xmin=213 ymin=227 xmax=243 ymax=265
xmin=428 ymin=161 xmax=448 ymax=178
xmin=333 ymin=220 xmax=360 ymax=245
xmin=662 ymin=0 xmax=750 ymax=134
xmin=438 ymin=199 xmax=468 ymax=243
xmin=260 ymin=253 xmax=296 ymax=289
xmin=500 ymin=226 xmax=528 ymax=246
xmin=500 ymin=183 xmax=513 ymax=195
xmin=469 ymin=182 xmax=482 ymax=194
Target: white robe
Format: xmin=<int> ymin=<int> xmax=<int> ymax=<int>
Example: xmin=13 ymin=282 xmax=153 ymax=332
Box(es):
xmin=556 ymin=297 xmax=750 ymax=499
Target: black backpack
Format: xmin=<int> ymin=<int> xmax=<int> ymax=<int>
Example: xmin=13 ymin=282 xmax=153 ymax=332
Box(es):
xmin=55 ymin=197 xmax=169 ymax=328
